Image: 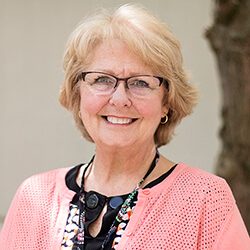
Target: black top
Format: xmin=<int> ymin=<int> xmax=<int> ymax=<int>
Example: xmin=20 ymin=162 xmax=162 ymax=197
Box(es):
xmin=65 ymin=163 xmax=176 ymax=250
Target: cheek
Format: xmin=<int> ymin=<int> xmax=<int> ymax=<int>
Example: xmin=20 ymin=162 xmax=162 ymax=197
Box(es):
xmin=80 ymin=96 xmax=96 ymax=115
xmin=136 ymin=99 xmax=164 ymax=120
xmin=80 ymin=90 xmax=105 ymax=115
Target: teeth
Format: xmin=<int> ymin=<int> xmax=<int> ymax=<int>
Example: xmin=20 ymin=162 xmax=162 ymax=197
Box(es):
xmin=106 ymin=116 xmax=133 ymax=124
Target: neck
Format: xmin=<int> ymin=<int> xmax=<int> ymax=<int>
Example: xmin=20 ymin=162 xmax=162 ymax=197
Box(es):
xmin=84 ymin=143 xmax=157 ymax=196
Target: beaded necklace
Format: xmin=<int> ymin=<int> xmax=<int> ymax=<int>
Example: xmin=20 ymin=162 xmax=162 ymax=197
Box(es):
xmin=72 ymin=150 xmax=160 ymax=250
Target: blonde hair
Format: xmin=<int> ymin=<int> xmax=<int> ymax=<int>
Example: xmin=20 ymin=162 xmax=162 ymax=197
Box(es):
xmin=59 ymin=4 xmax=198 ymax=147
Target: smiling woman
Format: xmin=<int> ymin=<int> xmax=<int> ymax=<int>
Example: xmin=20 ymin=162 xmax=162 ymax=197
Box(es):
xmin=0 ymin=3 xmax=249 ymax=250
xmin=75 ymin=39 xmax=168 ymax=149
xmin=60 ymin=5 xmax=198 ymax=147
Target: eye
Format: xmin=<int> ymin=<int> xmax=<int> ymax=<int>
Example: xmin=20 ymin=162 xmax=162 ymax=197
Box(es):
xmin=130 ymin=80 xmax=150 ymax=88
xmin=93 ymin=76 xmax=114 ymax=84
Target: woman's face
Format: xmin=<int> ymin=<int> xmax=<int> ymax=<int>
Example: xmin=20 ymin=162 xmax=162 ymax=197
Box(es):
xmin=79 ymin=39 xmax=167 ymax=149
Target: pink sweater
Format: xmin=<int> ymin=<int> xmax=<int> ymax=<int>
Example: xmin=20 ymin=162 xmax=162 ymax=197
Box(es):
xmin=0 ymin=163 xmax=249 ymax=250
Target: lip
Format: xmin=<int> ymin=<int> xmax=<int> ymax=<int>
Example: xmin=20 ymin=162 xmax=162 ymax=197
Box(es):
xmin=101 ymin=115 xmax=138 ymax=125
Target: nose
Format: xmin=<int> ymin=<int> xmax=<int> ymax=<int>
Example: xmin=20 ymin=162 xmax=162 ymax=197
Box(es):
xmin=109 ymin=81 xmax=132 ymax=107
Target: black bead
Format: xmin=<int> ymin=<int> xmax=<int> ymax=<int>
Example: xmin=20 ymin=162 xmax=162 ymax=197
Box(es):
xmin=86 ymin=193 xmax=99 ymax=209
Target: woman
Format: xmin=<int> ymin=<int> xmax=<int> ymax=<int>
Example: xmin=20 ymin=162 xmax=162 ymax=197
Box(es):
xmin=0 ymin=4 xmax=249 ymax=250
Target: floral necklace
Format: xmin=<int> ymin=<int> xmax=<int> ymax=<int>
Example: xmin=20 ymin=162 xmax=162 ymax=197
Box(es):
xmin=72 ymin=149 xmax=160 ymax=250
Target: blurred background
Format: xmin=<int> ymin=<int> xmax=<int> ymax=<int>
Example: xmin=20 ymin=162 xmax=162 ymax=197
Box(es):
xmin=0 ymin=0 xmax=220 ymax=227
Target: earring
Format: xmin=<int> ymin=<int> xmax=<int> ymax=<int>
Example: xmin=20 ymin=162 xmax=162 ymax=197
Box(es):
xmin=78 ymin=111 xmax=81 ymax=119
xmin=161 ymin=115 xmax=168 ymax=124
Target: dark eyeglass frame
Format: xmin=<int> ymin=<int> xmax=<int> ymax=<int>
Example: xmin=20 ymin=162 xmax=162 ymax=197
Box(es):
xmin=77 ymin=71 xmax=169 ymax=91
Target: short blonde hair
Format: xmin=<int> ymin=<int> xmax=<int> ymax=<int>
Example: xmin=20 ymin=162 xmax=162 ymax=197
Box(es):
xmin=59 ymin=4 xmax=198 ymax=147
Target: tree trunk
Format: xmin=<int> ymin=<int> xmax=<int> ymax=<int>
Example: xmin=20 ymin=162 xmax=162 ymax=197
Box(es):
xmin=206 ymin=0 xmax=250 ymax=233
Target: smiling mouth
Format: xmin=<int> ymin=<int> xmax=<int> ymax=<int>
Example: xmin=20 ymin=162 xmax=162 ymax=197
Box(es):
xmin=102 ymin=116 xmax=138 ymax=125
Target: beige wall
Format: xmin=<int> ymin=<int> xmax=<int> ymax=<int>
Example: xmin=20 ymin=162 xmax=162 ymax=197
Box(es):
xmin=0 ymin=0 xmax=220 ymax=223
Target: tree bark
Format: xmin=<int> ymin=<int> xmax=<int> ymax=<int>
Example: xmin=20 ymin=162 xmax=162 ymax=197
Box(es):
xmin=206 ymin=0 xmax=250 ymax=233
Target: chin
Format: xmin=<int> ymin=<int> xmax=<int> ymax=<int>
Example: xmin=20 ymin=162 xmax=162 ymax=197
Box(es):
xmin=96 ymin=136 xmax=136 ymax=149
xmin=102 ymin=140 xmax=134 ymax=148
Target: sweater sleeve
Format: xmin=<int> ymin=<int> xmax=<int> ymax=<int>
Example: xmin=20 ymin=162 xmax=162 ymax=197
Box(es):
xmin=212 ymin=180 xmax=250 ymax=250
xmin=215 ymin=205 xmax=250 ymax=249
xmin=0 ymin=169 xmax=65 ymax=250
xmin=0 ymin=179 xmax=27 ymax=249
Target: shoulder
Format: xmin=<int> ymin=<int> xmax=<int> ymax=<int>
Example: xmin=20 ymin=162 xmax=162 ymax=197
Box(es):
xmin=20 ymin=167 xmax=70 ymax=188
xmin=16 ymin=166 xmax=75 ymax=202
xmin=152 ymin=163 xmax=235 ymax=210
xmin=174 ymin=163 xmax=236 ymax=224
xmin=159 ymin=163 xmax=236 ymax=216
xmin=0 ymin=167 xmax=76 ymax=245
xmin=175 ymin=163 xmax=233 ymax=197
xmin=178 ymin=164 xmax=249 ymax=247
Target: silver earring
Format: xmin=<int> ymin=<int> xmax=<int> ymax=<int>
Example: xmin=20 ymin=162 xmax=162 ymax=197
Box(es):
xmin=161 ymin=115 xmax=168 ymax=124
xmin=78 ymin=111 xmax=81 ymax=119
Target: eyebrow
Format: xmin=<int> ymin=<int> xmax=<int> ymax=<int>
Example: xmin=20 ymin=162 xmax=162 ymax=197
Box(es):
xmin=88 ymin=69 xmax=153 ymax=77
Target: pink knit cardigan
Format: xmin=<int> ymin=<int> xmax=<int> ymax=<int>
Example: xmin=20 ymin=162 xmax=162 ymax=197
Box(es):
xmin=0 ymin=163 xmax=249 ymax=250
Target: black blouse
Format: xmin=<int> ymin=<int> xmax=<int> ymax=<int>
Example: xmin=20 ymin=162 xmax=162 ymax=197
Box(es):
xmin=65 ymin=163 xmax=176 ymax=249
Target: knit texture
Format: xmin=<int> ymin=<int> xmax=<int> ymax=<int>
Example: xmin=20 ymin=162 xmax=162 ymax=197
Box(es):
xmin=0 ymin=164 xmax=249 ymax=250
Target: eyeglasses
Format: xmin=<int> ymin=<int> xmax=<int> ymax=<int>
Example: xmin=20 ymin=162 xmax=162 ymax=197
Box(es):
xmin=77 ymin=71 xmax=168 ymax=97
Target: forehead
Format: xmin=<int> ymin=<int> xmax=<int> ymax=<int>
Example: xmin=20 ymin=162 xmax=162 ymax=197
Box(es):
xmin=86 ymin=39 xmax=154 ymax=76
